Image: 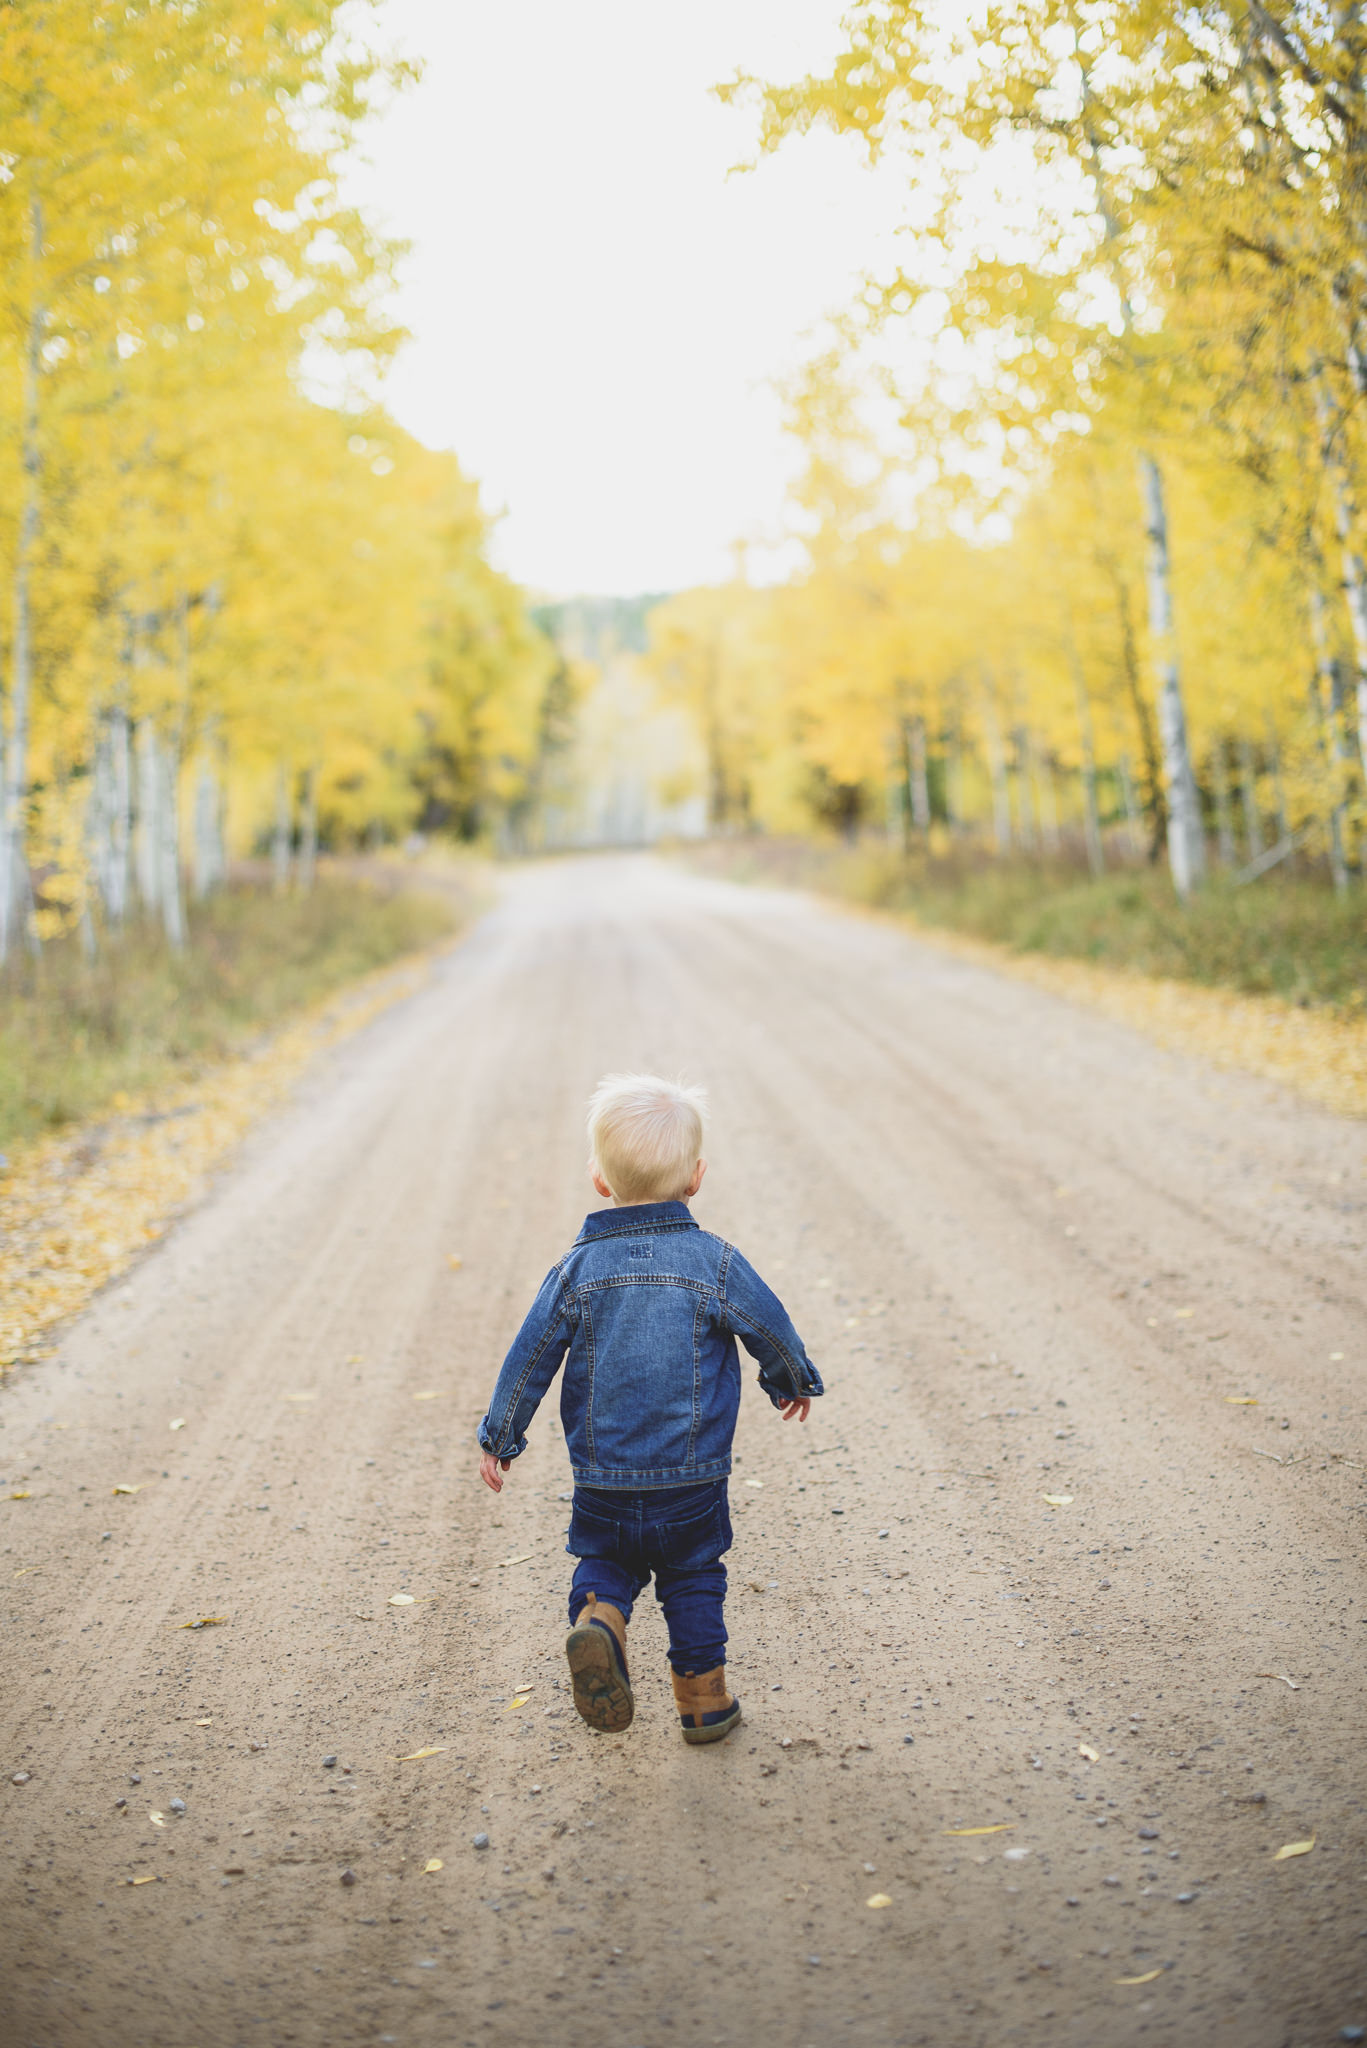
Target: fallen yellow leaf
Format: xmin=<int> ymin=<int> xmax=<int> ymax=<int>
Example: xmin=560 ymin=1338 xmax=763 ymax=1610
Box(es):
xmin=744 ymin=1479 xmax=765 ymax=1489
xmin=148 ymin=1811 xmax=164 ymax=1827
xmin=129 ymin=1874 xmax=158 ymax=1886
xmin=347 ymin=1354 xmax=365 ymax=1364
xmin=395 ymin=1746 xmax=448 ymax=1762
xmin=498 ymin=1554 xmax=533 ymax=1568
xmin=447 ymin=1254 xmax=463 ymax=1270
xmin=423 ymin=1857 xmax=444 ymax=1873
xmin=943 ymin=1824 xmax=1014 ymax=1837
xmin=1174 ymin=1308 xmax=1193 ymax=1318
xmin=1041 ymin=1494 xmax=1074 ymax=1507
xmin=1114 ymin=1968 xmax=1164 ymax=1985
xmin=112 ymin=1484 xmax=144 ymax=1495
xmin=1274 ymin=1836 xmax=1315 ymax=1861
xmin=169 ymin=1418 xmax=185 ymax=1431
xmin=506 ymin=1690 xmax=533 ymax=1712
xmin=1254 ymin=1671 xmax=1300 ymax=1690
xmin=865 ymin=1892 xmax=892 ymax=1909
xmin=194 ymin=1717 xmax=212 ymax=1727
xmin=388 ymin=1592 xmax=416 ymax=1606
xmin=1225 ymin=1397 xmax=1258 ymax=1405
xmin=178 ymin=1616 xmax=227 ymax=1630
xmin=9 ymin=1491 xmax=31 ymax=1501
xmin=1078 ymin=1743 xmax=1099 ymax=1762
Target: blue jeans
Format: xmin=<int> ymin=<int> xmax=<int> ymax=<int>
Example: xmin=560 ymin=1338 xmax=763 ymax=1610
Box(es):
xmin=567 ymin=1480 xmax=732 ymax=1674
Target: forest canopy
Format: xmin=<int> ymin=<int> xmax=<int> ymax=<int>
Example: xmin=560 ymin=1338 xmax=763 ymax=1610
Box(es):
xmin=0 ymin=0 xmax=560 ymax=962
xmin=647 ymin=0 xmax=1367 ymax=896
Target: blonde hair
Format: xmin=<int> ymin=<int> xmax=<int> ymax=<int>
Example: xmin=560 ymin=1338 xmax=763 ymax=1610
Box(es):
xmin=587 ymin=1072 xmax=707 ymax=1204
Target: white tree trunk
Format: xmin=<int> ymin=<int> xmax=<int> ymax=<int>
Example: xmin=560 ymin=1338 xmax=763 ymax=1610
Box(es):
xmin=192 ymin=751 xmax=225 ymax=901
xmin=1310 ymin=586 xmax=1351 ymax=892
xmin=1010 ymin=727 xmax=1036 ymax=851
xmin=945 ymin=713 xmax=967 ymax=831
xmin=109 ymin=706 xmax=132 ymax=924
xmin=0 ymin=202 xmax=45 ymax=965
xmin=1209 ymin=739 xmax=1237 ymax=868
xmin=272 ymin=764 xmax=293 ymax=894
xmin=134 ymin=718 xmax=163 ymax=915
xmin=1139 ymin=453 xmax=1206 ymax=896
xmin=158 ymin=729 xmax=185 ymax=950
xmin=297 ymin=765 xmax=318 ymax=892
xmin=1036 ymin=747 xmax=1061 ymax=853
xmin=1266 ymin=719 xmax=1292 ymax=862
xmin=1065 ymin=642 xmax=1104 ymax=875
xmin=1316 ymin=380 xmax=1367 ymax=779
xmin=87 ymin=714 xmax=116 ymax=925
xmin=904 ymin=716 xmax=931 ymax=833
xmin=1237 ymin=734 xmax=1265 ymax=862
xmin=981 ymin=688 xmax=1011 ymax=852
xmin=1117 ymin=754 xmax=1143 ymax=858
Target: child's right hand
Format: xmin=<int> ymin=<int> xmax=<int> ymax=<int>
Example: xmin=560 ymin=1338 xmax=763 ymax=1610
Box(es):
xmin=479 ymin=1451 xmax=512 ymax=1493
xmin=778 ymin=1397 xmax=811 ymax=1423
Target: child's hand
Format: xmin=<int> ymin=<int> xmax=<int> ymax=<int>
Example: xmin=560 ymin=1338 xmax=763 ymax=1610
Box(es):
xmin=778 ymin=1397 xmax=811 ymax=1423
xmin=479 ymin=1451 xmax=512 ymax=1493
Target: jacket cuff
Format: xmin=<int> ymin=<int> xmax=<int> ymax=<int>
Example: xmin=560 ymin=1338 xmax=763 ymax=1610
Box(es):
xmin=477 ymin=1418 xmax=526 ymax=1459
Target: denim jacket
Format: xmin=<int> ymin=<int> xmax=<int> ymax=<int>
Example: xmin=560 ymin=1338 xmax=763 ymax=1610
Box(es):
xmin=477 ymin=1202 xmax=823 ymax=1488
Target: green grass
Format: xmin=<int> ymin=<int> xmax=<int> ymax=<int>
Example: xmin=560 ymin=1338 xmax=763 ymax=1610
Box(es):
xmin=0 ymin=874 xmax=460 ymax=1156
xmin=686 ymin=837 xmax=1367 ymax=1013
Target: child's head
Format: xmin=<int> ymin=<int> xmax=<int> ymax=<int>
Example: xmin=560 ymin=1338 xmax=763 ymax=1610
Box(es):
xmin=586 ymin=1072 xmax=707 ymax=1205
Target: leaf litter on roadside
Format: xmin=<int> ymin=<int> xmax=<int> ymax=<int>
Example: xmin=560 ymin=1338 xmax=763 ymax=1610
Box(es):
xmin=395 ymin=1746 xmax=448 ymax=1762
xmin=178 ymin=1615 xmax=227 ymax=1630
xmin=387 ymin=1592 xmax=416 ymax=1606
xmin=943 ymin=1824 xmax=1014 ymax=1837
xmin=1274 ymin=1836 xmax=1315 ymax=1860
xmin=423 ymin=1858 xmax=444 ymax=1873
xmin=1114 ymin=1968 xmax=1164 ymax=1986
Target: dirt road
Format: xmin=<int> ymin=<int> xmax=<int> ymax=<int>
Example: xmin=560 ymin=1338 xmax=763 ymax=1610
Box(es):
xmin=2 ymin=854 xmax=1364 ymax=2048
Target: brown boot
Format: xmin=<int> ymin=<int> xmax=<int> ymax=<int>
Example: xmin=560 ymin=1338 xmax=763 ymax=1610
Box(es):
xmin=565 ymin=1591 xmax=634 ymax=1733
xmin=670 ymin=1664 xmax=742 ymax=1745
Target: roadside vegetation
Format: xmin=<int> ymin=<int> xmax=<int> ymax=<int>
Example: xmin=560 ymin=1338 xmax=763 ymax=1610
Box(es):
xmin=0 ymin=873 xmax=458 ymax=1157
xmin=687 ymin=838 xmax=1367 ymax=1015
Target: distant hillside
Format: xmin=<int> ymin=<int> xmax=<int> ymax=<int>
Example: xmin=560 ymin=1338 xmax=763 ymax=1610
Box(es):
xmin=533 ymin=593 xmax=671 ymax=661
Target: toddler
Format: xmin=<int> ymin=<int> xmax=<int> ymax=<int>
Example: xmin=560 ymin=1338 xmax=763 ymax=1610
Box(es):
xmin=477 ymin=1073 xmax=823 ymax=1744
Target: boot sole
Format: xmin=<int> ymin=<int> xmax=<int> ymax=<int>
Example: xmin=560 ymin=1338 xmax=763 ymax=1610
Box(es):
xmin=566 ymin=1624 xmax=634 ymax=1733
xmin=680 ymin=1698 xmax=742 ymax=1745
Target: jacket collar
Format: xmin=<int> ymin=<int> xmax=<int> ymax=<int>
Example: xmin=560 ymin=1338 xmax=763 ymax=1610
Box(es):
xmin=576 ymin=1201 xmax=698 ymax=1242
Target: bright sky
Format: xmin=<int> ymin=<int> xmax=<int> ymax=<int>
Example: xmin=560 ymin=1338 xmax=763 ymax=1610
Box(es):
xmin=342 ymin=1 xmax=911 ymax=596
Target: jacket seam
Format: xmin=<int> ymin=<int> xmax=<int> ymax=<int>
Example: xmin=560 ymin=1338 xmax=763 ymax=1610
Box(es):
xmin=570 ymin=1274 xmax=714 ymax=1297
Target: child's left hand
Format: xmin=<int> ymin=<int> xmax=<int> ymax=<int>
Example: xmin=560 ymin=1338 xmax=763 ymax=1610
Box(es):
xmin=479 ymin=1451 xmax=512 ymax=1492
xmin=778 ymin=1397 xmax=811 ymax=1423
